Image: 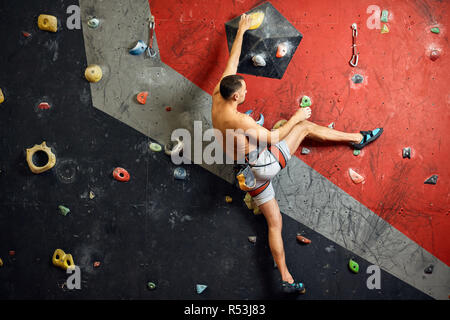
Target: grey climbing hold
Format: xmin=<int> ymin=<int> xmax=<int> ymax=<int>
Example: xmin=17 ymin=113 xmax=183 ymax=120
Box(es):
xmin=402 ymin=147 xmax=411 ymax=159
xmin=252 ymin=55 xmax=266 ymax=67
xmin=424 ymin=175 xmax=438 ymax=185
xmin=87 ymin=18 xmax=100 ymax=29
xmin=301 ymin=147 xmax=310 ymax=155
xmin=352 ymin=74 xmax=364 ymax=84
xmin=248 ymin=236 xmax=257 ymax=243
xmin=196 ymin=284 xmax=207 ymax=294
xmin=424 ymin=265 xmax=433 ymax=274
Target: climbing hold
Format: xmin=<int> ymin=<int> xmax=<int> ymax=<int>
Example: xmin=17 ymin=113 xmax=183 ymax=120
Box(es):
xmin=26 ymin=141 xmax=57 ymax=174
xmin=174 ymin=167 xmax=186 ymax=180
xmin=328 ymin=122 xmax=335 ymax=129
xmin=58 ymin=205 xmax=70 ymax=216
xmin=38 ymin=102 xmax=51 ymax=110
xmin=252 ymin=55 xmax=266 ymax=67
xmin=276 ymin=42 xmax=288 ymax=58
xmin=0 ymin=258 xmax=3 ymax=267
xmin=87 ymin=18 xmax=100 ymax=29
xmin=430 ymin=50 xmax=440 ymax=61
xmin=272 ymin=119 xmax=287 ymax=130
xmin=129 ymin=40 xmax=148 ymax=55
xmin=248 ymin=236 xmax=257 ymax=243
xmin=149 ymin=142 xmax=162 ymax=152
xmin=137 ymin=91 xmax=148 ymax=105
xmin=349 ymin=259 xmax=359 ymax=273
xmin=52 ymin=249 xmax=75 ymax=270
xmin=424 ymin=265 xmax=434 ymax=274
xmin=296 ymin=234 xmax=311 ymax=244
xmin=113 ymin=167 xmax=130 ymax=182
xmin=85 ymin=64 xmax=103 ymax=83
xmin=245 ymin=110 xmax=264 ymax=126
xmin=353 ymin=149 xmax=361 ymax=156
xmin=301 ymin=147 xmax=310 ymax=155
xmin=0 ymin=88 xmax=4 ymax=104
xmin=300 ymin=96 xmax=311 ymax=108
xmin=349 ymin=168 xmax=364 ymax=184
xmin=165 ymin=138 xmax=184 ymax=157
xmin=402 ymin=147 xmax=411 ymax=159
xmin=89 ymin=191 xmax=95 ymax=199
xmin=424 ymin=174 xmax=438 ymax=185
xmin=196 ymin=284 xmax=207 ymax=294
xmin=381 ymin=10 xmax=389 ymax=23
xmin=431 ymin=27 xmax=440 ymax=34
xmin=147 ymin=282 xmax=156 ymax=290
xmin=381 ymin=24 xmax=389 ymax=34
xmin=225 ymin=196 xmax=233 ymax=203
xmin=22 ymin=31 xmax=31 ymax=38
xmin=248 ymin=12 xmax=265 ymax=30
xmin=165 ymin=106 xmax=172 ymax=112
xmin=351 ymin=74 xmax=364 ymax=84
xmin=38 ymin=14 xmax=58 ymax=33
xmin=9 ymin=250 xmax=15 ymax=256
xmin=93 ymin=261 xmax=101 ymax=268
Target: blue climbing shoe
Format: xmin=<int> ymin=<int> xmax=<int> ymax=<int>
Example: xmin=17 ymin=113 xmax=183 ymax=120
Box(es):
xmin=351 ymin=128 xmax=383 ymax=150
xmin=281 ymin=281 xmax=306 ymax=294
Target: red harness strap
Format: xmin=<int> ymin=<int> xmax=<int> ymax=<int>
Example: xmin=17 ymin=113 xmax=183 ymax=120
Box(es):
xmin=249 ymin=181 xmax=270 ymax=197
xmin=268 ymin=145 xmax=287 ymax=169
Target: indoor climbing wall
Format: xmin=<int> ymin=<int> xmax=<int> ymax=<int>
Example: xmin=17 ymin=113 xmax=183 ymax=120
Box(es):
xmin=151 ymin=0 xmax=449 ymax=269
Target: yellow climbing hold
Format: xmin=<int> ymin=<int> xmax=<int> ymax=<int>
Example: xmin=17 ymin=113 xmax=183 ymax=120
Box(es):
xmin=225 ymin=196 xmax=233 ymax=203
xmin=52 ymin=249 xmax=75 ymax=270
xmin=38 ymin=14 xmax=58 ymax=33
xmin=0 ymin=88 xmax=4 ymax=104
xmin=272 ymin=119 xmax=287 ymax=130
xmin=26 ymin=141 xmax=56 ymax=174
xmin=249 ymin=12 xmax=265 ymax=30
xmin=85 ymin=64 xmax=103 ymax=83
xmin=381 ymin=24 xmax=389 ymax=34
xmin=244 ymin=193 xmax=261 ymax=215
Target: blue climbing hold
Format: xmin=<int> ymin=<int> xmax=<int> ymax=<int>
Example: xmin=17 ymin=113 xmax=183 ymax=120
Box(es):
xmin=196 ymin=284 xmax=207 ymax=294
xmin=174 ymin=167 xmax=186 ymax=180
xmin=129 ymin=40 xmax=148 ymax=55
xmin=245 ymin=110 xmax=264 ymax=126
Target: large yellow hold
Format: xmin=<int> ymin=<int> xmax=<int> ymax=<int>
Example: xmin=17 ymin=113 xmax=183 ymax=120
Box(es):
xmin=0 ymin=88 xmax=4 ymax=104
xmin=52 ymin=249 xmax=75 ymax=270
xmin=85 ymin=64 xmax=103 ymax=83
xmin=249 ymin=12 xmax=265 ymax=30
xmin=38 ymin=14 xmax=58 ymax=32
xmin=26 ymin=141 xmax=56 ymax=174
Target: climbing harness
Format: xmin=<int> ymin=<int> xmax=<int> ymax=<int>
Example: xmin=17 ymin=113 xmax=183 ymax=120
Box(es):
xmin=146 ymin=15 xmax=157 ymax=58
xmin=349 ymin=23 xmax=359 ymax=67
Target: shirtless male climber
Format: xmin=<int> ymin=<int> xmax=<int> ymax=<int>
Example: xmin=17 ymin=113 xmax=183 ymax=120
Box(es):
xmin=211 ymin=14 xmax=383 ymax=293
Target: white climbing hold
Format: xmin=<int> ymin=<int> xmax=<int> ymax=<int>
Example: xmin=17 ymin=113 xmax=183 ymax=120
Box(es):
xmin=349 ymin=168 xmax=364 ymax=184
xmin=196 ymin=284 xmax=207 ymax=294
xmin=252 ymin=55 xmax=266 ymax=67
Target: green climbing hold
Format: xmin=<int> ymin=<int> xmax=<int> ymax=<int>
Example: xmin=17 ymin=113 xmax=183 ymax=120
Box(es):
xmin=381 ymin=10 xmax=389 ymax=23
xmin=149 ymin=142 xmax=162 ymax=152
xmin=431 ymin=27 xmax=440 ymax=34
xmin=147 ymin=282 xmax=156 ymax=290
xmin=58 ymin=205 xmax=70 ymax=216
xmin=300 ymin=96 xmax=311 ymax=108
xmin=353 ymin=149 xmax=361 ymax=156
xmin=349 ymin=259 xmax=359 ymax=273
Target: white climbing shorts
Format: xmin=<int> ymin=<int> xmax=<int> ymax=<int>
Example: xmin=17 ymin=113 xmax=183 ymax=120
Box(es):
xmin=248 ymin=140 xmax=291 ymax=207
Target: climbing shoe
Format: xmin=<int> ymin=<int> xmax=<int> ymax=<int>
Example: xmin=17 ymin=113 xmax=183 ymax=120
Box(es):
xmin=281 ymin=281 xmax=306 ymax=294
xmin=350 ymin=128 xmax=383 ymax=150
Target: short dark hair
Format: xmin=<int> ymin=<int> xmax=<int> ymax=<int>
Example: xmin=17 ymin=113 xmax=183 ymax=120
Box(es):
xmin=219 ymin=75 xmax=244 ymax=100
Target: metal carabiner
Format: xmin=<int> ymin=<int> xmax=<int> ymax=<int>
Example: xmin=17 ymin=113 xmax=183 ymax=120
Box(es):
xmin=349 ymin=23 xmax=358 ymax=67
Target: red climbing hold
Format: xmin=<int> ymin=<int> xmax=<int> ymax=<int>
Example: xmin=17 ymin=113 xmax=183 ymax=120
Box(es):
xmin=276 ymin=42 xmax=288 ymax=58
xmin=165 ymin=106 xmax=172 ymax=111
xmin=22 ymin=31 xmax=31 ymax=38
xmin=38 ymin=102 xmax=51 ymax=110
xmin=296 ymin=234 xmax=311 ymax=244
xmin=137 ymin=91 xmax=148 ymax=105
xmin=113 ymin=167 xmax=130 ymax=182
xmin=430 ymin=50 xmax=440 ymax=61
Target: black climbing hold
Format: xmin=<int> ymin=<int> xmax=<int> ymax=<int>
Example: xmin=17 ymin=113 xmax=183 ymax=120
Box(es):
xmin=424 ymin=265 xmax=433 ymax=274
xmin=424 ymin=175 xmax=438 ymax=185
xmin=402 ymin=147 xmax=411 ymax=159
xmin=352 ymin=74 xmax=364 ymax=84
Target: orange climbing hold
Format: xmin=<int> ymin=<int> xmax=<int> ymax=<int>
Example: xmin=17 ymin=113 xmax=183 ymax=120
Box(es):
xmin=296 ymin=234 xmax=311 ymax=244
xmin=137 ymin=91 xmax=148 ymax=105
xmin=276 ymin=42 xmax=288 ymax=58
xmin=349 ymin=168 xmax=364 ymax=184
